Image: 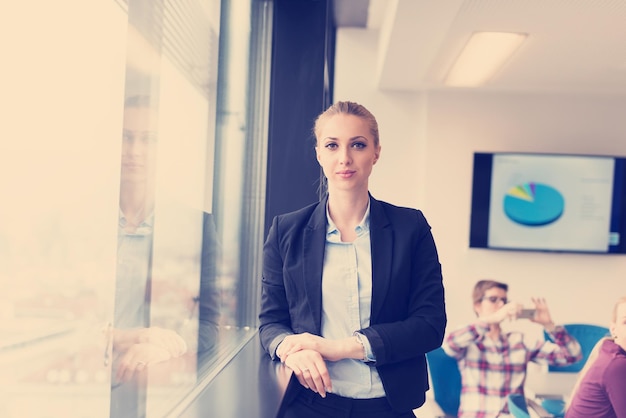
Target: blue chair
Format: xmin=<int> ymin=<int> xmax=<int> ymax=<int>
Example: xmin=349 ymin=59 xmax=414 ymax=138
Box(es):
xmin=508 ymin=394 xmax=556 ymax=418
xmin=540 ymin=398 xmax=566 ymax=417
xmin=426 ymin=347 xmax=461 ymax=417
xmin=508 ymin=394 xmax=531 ymax=418
xmin=544 ymin=323 xmax=609 ymax=373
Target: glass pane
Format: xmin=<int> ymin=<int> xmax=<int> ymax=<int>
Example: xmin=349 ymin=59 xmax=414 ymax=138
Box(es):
xmin=0 ymin=0 xmax=269 ymax=415
xmin=109 ymin=0 xmax=229 ymax=415
xmin=0 ymin=1 xmax=127 ymax=417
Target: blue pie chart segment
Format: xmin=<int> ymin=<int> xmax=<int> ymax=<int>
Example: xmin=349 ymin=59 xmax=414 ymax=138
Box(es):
xmin=503 ymin=182 xmax=564 ymax=226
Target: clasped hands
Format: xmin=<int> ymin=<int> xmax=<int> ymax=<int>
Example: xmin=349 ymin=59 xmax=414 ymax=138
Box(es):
xmin=276 ymin=332 xmax=360 ymax=398
xmin=113 ymin=326 xmax=187 ymax=382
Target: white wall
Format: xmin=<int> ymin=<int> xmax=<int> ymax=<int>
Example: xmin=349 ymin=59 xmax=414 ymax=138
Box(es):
xmin=334 ymin=28 xmax=626 ymax=333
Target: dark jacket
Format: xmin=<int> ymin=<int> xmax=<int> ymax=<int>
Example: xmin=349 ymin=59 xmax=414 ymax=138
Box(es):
xmin=259 ymin=194 xmax=447 ymax=412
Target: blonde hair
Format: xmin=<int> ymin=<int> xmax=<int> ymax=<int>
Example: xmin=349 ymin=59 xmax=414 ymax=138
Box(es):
xmin=313 ymin=101 xmax=380 ymax=148
xmin=565 ymin=296 xmax=626 ymax=411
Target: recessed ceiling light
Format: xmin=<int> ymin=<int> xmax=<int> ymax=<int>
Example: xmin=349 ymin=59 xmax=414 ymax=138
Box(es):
xmin=445 ymin=31 xmax=528 ymax=87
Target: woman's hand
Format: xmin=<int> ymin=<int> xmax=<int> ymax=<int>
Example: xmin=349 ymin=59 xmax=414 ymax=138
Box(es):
xmin=277 ymin=332 xmax=361 ymax=362
xmin=113 ymin=326 xmax=187 ymax=357
xmin=137 ymin=327 xmax=188 ymax=357
xmin=283 ymin=349 xmax=332 ymax=397
xmin=115 ymin=342 xmax=172 ymax=382
xmin=276 ymin=332 xmax=323 ymax=362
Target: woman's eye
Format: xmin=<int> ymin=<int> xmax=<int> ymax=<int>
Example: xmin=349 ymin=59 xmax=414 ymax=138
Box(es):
xmin=324 ymin=143 xmax=337 ymax=149
xmin=352 ymin=142 xmax=366 ymax=149
xmin=141 ymin=134 xmax=158 ymax=143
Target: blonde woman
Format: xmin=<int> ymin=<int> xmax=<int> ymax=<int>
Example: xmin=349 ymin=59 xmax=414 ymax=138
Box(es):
xmin=259 ymin=101 xmax=446 ymax=417
xmin=565 ymin=296 xmax=626 ymax=418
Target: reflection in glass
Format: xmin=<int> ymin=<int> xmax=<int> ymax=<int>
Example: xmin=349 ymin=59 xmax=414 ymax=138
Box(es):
xmin=110 ymin=96 xmax=160 ymax=418
xmin=110 ymin=95 xmax=221 ymax=417
xmin=112 ymin=1 xmax=208 ymax=416
xmin=110 ymin=0 xmax=227 ymax=415
xmin=0 ymin=0 xmax=270 ymax=415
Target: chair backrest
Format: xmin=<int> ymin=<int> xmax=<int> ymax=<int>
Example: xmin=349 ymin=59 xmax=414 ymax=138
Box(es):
xmin=426 ymin=346 xmax=462 ymax=416
xmin=541 ymin=398 xmax=566 ymax=417
xmin=508 ymin=394 xmax=531 ymax=418
xmin=544 ymin=323 xmax=609 ymax=372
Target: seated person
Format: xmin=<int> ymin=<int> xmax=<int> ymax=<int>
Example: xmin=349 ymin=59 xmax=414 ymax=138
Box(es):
xmin=443 ymin=279 xmax=582 ymax=418
xmin=565 ymin=296 xmax=626 ymax=418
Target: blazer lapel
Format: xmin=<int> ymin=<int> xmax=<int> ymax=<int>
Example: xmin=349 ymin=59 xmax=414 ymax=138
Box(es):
xmin=369 ymin=196 xmax=393 ymax=322
xmin=302 ymin=198 xmax=327 ymax=334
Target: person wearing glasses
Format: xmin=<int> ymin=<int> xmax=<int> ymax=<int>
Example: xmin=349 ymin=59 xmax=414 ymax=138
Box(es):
xmin=259 ymin=101 xmax=447 ymax=418
xmin=442 ymin=279 xmax=582 ymax=418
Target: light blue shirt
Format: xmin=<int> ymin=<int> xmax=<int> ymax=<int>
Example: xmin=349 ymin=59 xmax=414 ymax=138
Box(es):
xmin=322 ymin=203 xmax=385 ymax=399
xmin=113 ymin=210 xmax=154 ymax=329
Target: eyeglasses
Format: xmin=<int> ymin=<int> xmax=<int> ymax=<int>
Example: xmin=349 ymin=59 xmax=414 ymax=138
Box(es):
xmin=481 ymin=296 xmax=508 ymax=304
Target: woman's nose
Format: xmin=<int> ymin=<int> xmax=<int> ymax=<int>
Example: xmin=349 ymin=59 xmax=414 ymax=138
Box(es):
xmin=338 ymin=147 xmax=351 ymax=164
xmin=123 ymin=138 xmax=143 ymax=155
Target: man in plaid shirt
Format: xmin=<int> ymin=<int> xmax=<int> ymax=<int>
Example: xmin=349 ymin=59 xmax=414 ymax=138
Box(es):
xmin=443 ymin=280 xmax=582 ymax=417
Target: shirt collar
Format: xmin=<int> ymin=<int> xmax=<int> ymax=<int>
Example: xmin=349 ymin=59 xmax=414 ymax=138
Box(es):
xmin=325 ymin=199 xmax=371 ymax=236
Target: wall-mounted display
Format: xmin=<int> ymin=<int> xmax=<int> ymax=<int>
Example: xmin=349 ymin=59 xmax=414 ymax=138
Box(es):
xmin=470 ymin=152 xmax=626 ymax=254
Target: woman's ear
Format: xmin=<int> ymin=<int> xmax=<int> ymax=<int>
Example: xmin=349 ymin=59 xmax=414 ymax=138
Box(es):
xmin=373 ymin=145 xmax=381 ymax=164
xmin=315 ymin=146 xmax=321 ymax=163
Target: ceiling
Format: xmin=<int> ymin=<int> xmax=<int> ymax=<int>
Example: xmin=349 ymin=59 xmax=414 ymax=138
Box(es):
xmin=333 ymin=0 xmax=626 ymax=95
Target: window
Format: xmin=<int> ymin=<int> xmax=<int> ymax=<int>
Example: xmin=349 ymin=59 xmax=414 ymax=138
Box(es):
xmin=0 ymin=0 xmax=271 ymax=416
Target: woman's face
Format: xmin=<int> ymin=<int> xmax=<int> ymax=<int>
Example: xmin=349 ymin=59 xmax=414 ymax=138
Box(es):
xmin=611 ymin=301 xmax=626 ymax=350
xmin=315 ymin=114 xmax=380 ymax=194
xmin=120 ymin=106 xmax=158 ymax=185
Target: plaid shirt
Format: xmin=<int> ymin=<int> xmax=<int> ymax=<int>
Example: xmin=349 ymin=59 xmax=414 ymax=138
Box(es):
xmin=443 ymin=323 xmax=582 ymax=418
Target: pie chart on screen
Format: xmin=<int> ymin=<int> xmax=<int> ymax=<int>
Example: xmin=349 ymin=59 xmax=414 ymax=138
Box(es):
xmin=503 ymin=182 xmax=564 ymax=226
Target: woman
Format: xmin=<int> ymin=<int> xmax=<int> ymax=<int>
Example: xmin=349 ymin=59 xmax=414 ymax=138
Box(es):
xmin=443 ymin=279 xmax=582 ymax=417
xmin=565 ymin=296 xmax=626 ymax=418
xmin=258 ymin=101 xmax=447 ymax=418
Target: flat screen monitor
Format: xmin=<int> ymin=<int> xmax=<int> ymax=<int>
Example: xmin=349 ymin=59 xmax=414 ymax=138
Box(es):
xmin=469 ymin=152 xmax=626 ymax=254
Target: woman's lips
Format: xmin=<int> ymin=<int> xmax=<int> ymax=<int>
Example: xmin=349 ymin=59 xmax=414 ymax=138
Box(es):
xmin=336 ymin=170 xmax=355 ymax=178
xmin=123 ymin=162 xmax=144 ymax=169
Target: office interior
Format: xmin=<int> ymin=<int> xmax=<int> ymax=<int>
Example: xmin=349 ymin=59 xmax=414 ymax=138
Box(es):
xmin=1 ymin=0 xmax=625 ymax=417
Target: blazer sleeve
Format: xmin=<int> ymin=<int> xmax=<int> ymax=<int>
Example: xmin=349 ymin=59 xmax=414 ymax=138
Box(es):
xmin=258 ymin=215 xmax=294 ymax=356
xmin=359 ymin=208 xmax=447 ymax=367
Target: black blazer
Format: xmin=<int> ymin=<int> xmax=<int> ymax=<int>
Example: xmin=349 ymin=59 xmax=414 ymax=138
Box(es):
xmin=259 ymin=194 xmax=446 ymax=412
